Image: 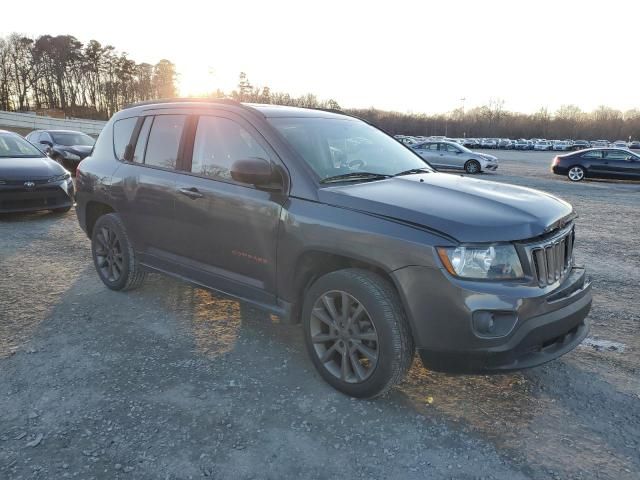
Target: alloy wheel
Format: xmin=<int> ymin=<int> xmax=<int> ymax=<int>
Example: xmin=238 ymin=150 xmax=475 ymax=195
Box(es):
xmin=466 ymin=161 xmax=480 ymax=174
xmin=309 ymin=290 xmax=379 ymax=383
xmin=568 ymin=166 xmax=584 ymax=181
xmin=94 ymin=225 xmax=124 ymax=282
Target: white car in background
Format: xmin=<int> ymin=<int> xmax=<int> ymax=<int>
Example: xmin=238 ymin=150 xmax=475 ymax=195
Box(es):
xmin=613 ymin=140 xmax=628 ymax=149
xmin=534 ymin=140 xmax=553 ymax=151
xmin=553 ymin=140 xmax=571 ymax=151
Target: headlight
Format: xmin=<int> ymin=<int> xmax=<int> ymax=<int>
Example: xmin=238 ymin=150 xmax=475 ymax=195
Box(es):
xmin=48 ymin=173 xmax=71 ymax=183
xmin=62 ymin=151 xmax=81 ymax=160
xmin=437 ymin=245 xmax=524 ymax=280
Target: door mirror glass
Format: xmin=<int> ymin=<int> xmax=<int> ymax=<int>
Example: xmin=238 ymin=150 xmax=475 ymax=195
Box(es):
xmin=230 ymin=157 xmax=275 ymax=186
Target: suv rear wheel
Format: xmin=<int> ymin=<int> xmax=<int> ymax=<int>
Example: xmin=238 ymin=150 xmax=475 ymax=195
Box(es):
xmin=91 ymin=213 xmax=146 ymax=291
xmin=302 ymin=269 xmax=414 ymax=398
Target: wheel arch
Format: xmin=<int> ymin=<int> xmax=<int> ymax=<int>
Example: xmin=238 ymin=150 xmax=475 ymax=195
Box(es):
xmin=287 ymin=250 xmax=411 ymax=331
xmin=84 ymin=201 xmax=116 ymax=238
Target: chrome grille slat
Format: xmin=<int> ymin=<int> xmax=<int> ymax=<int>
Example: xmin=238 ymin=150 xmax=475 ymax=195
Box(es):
xmin=528 ymin=226 xmax=574 ymax=287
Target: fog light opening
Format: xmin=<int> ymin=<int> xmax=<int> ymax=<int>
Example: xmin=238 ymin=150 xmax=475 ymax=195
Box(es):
xmin=472 ymin=310 xmax=518 ymax=338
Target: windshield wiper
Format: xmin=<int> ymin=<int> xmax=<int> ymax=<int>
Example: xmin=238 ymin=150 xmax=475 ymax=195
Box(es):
xmin=320 ymin=172 xmax=392 ymax=184
xmin=393 ymin=167 xmax=431 ymax=177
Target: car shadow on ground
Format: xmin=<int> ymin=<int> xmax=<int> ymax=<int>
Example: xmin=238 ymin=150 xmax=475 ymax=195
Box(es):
xmin=149 ymin=275 xmax=639 ymax=479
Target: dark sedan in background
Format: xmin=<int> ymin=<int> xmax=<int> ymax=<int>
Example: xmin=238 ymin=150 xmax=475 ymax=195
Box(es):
xmin=552 ymin=148 xmax=640 ymax=181
xmin=26 ymin=129 xmax=95 ymax=173
xmin=0 ymin=130 xmax=74 ymax=213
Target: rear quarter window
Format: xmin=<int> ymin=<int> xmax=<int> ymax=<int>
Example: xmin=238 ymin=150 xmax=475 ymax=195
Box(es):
xmin=113 ymin=117 xmax=138 ymax=160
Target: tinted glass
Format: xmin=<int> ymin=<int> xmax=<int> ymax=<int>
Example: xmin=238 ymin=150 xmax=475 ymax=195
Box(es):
xmin=581 ymin=151 xmax=603 ymax=159
xmin=424 ymin=143 xmax=438 ymax=151
xmin=191 ymin=116 xmax=268 ymax=180
xmin=144 ymin=115 xmax=186 ymax=169
xmin=51 ymin=132 xmax=95 ymax=146
xmin=0 ymin=133 xmax=45 ymax=158
xmin=269 ymin=117 xmax=431 ymax=180
xmin=133 ymin=117 xmax=152 ymax=163
xmin=113 ymin=117 xmax=138 ymax=160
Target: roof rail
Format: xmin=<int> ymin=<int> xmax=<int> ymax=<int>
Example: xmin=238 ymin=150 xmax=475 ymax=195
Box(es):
xmin=122 ymin=97 xmax=242 ymax=110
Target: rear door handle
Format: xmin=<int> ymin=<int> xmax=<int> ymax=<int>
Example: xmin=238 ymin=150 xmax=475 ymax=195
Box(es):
xmin=178 ymin=187 xmax=203 ymax=199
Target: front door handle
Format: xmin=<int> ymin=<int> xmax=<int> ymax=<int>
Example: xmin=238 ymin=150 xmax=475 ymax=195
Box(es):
xmin=178 ymin=187 xmax=203 ymax=199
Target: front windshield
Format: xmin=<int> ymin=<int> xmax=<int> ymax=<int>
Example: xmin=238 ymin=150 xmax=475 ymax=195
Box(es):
xmin=268 ymin=117 xmax=432 ymax=181
xmin=0 ymin=133 xmax=44 ymax=158
xmin=51 ymin=132 xmax=95 ymax=146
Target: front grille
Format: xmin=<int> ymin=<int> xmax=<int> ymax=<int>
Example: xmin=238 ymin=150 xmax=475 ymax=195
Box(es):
xmin=0 ymin=188 xmax=70 ymax=211
xmin=529 ymin=228 xmax=574 ymax=287
xmin=2 ymin=178 xmax=50 ymax=186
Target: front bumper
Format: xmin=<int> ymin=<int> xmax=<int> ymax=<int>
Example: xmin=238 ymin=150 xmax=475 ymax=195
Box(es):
xmin=392 ymin=265 xmax=591 ymax=373
xmin=0 ymin=179 xmax=74 ymax=213
xmin=483 ymin=163 xmax=499 ymax=171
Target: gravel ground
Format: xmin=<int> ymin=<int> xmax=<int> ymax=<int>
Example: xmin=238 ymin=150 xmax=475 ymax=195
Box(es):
xmin=1 ymin=151 xmax=638 ymax=479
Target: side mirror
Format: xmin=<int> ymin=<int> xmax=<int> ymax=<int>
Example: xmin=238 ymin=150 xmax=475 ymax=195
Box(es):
xmin=230 ymin=157 xmax=277 ymax=187
xmin=40 ymin=140 xmax=53 ymax=147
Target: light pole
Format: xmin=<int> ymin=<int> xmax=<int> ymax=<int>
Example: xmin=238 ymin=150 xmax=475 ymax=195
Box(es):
xmin=460 ymin=97 xmax=466 ymax=137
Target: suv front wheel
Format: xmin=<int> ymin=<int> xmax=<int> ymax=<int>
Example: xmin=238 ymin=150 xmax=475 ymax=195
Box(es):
xmin=302 ymin=269 xmax=414 ymax=398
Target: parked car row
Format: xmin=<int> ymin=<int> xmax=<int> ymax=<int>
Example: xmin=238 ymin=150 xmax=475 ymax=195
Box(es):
xmin=394 ymin=135 xmax=640 ymax=151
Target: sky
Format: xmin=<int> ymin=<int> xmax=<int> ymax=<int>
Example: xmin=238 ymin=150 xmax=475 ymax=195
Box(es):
xmin=2 ymin=0 xmax=638 ymax=114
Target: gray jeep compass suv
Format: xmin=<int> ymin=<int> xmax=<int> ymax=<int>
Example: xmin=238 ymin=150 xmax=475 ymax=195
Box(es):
xmin=75 ymin=100 xmax=592 ymax=398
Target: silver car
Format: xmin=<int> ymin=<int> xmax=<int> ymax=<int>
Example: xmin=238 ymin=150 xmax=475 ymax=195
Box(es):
xmin=412 ymin=140 xmax=498 ymax=174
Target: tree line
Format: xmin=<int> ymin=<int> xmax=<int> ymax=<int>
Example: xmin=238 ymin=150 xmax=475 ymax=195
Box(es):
xmin=226 ymin=75 xmax=640 ymax=141
xmin=0 ymin=33 xmax=177 ymax=119
xmin=1 ymin=32 xmax=638 ymax=140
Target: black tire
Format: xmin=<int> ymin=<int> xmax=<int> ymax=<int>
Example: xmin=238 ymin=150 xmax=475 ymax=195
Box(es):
xmin=51 ymin=206 xmax=72 ymax=214
xmin=302 ymin=268 xmax=414 ymax=399
xmin=567 ymin=165 xmax=586 ymax=182
xmin=91 ymin=213 xmax=146 ymax=291
xmin=464 ymin=160 xmax=481 ymax=174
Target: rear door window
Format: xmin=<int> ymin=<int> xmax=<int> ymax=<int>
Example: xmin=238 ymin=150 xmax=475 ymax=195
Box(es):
xmin=113 ymin=117 xmax=137 ymax=160
xmin=144 ymin=115 xmax=186 ymax=169
xmin=581 ymin=150 xmax=603 ymax=159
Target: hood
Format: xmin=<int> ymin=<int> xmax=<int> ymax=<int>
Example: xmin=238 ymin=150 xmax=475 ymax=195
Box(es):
xmin=318 ymin=172 xmax=574 ymax=243
xmin=0 ymin=156 xmax=66 ymax=180
xmin=478 ymin=153 xmax=498 ymax=161
xmin=55 ymin=145 xmax=93 ymax=157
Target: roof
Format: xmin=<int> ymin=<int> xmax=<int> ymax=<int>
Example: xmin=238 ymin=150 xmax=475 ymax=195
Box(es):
xmin=31 ymin=129 xmax=88 ymax=134
xmin=246 ymin=104 xmax=349 ymax=119
xmin=121 ymin=98 xmax=350 ymax=120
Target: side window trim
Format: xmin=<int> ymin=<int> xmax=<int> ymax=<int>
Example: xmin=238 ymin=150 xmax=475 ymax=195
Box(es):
xmin=176 ymin=115 xmax=198 ymax=171
xmin=123 ymin=116 xmax=146 ymax=162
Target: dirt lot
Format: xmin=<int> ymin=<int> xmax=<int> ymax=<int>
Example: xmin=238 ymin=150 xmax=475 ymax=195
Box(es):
xmin=1 ymin=151 xmax=639 ymax=479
